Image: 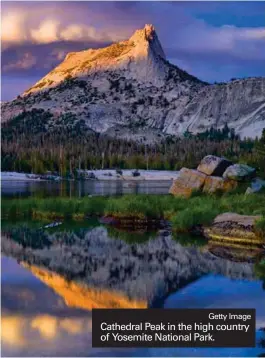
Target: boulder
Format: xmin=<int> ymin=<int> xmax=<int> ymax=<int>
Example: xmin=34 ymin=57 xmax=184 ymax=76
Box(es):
xmin=197 ymin=155 xmax=232 ymax=176
xmin=169 ymin=168 xmax=206 ymax=198
xmin=245 ymin=178 xmax=265 ymax=195
xmin=223 ymin=164 xmax=256 ymax=181
xmin=203 ymin=176 xmax=237 ymax=194
xmin=203 ymin=212 xmax=263 ymax=245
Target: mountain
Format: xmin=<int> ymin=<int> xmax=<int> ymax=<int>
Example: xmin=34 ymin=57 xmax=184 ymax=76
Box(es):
xmin=2 ymin=24 xmax=265 ymax=141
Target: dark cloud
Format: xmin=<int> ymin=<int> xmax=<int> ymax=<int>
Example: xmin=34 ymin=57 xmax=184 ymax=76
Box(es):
xmin=2 ymin=40 xmax=111 ymax=75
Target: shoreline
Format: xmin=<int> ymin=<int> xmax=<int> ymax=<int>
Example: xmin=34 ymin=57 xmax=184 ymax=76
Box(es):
xmin=2 ymin=194 xmax=265 ymax=246
xmin=1 ymin=170 xmax=180 ymax=182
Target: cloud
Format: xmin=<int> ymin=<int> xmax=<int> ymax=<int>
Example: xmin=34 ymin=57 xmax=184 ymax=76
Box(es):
xmin=1 ymin=9 xmax=125 ymax=49
xmin=2 ymin=52 xmax=37 ymax=71
xmin=51 ymin=48 xmax=67 ymax=61
xmin=60 ymin=24 xmax=97 ymax=42
xmin=1 ymin=316 xmax=26 ymax=347
xmin=1 ymin=11 xmax=27 ymax=47
xmin=169 ymin=23 xmax=265 ymax=60
xmin=31 ymin=315 xmax=58 ymax=339
xmin=31 ymin=19 xmax=60 ymax=44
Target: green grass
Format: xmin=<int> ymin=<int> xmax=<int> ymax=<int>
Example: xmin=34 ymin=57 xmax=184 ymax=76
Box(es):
xmin=2 ymin=193 xmax=265 ymax=233
xmin=255 ymin=217 xmax=265 ymax=239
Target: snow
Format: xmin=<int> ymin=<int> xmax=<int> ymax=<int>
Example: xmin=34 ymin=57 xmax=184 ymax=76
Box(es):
xmin=1 ymin=172 xmax=43 ymax=181
xmin=86 ymin=169 xmax=180 ymax=181
xmin=1 ymin=170 xmax=180 ymax=182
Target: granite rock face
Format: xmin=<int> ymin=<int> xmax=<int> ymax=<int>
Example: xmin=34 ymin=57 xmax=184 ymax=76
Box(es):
xmin=202 ymin=176 xmax=237 ymax=194
xmin=223 ymin=164 xmax=256 ymax=181
xmin=169 ymin=156 xmax=237 ymax=196
xmin=197 ymin=155 xmax=232 ymax=176
xmin=2 ymin=25 xmax=265 ymax=142
xmin=169 ymin=168 xmax=206 ymax=197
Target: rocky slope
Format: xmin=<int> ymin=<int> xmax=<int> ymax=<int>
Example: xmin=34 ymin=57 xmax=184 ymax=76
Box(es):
xmin=2 ymin=24 xmax=265 ymax=141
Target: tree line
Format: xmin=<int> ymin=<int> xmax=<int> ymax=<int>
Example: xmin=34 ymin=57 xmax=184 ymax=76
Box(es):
xmin=1 ymin=109 xmax=265 ymax=178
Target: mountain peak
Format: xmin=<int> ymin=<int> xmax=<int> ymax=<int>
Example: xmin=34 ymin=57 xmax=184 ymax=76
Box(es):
xmin=129 ymin=24 xmax=165 ymax=60
xmin=129 ymin=24 xmax=156 ymax=42
xmin=144 ymin=24 xmax=156 ymax=39
xmin=23 ymin=24 xmax=168 ymax=95
xmin=2 ymin=24 xmax=265 ymax=140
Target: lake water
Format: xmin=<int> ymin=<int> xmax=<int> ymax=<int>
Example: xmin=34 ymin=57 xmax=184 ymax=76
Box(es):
xmin=1 ymin=180 xmax=172 ymax=198
xmin=1 ymin=220 xmax=265 ymax=357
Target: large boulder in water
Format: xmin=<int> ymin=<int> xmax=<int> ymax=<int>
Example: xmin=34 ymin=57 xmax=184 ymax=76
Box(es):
xmin=197 ymin=155 xmax=232 ymax=176
xmin=223 ymin=164 xmax=256 ymax=181
xmin=203 ymin=176 xmax=237 ymax=194
xmin=169 ymin=168 xmax=206 ymax=198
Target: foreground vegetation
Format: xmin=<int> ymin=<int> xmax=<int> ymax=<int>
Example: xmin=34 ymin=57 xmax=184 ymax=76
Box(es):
xmin=2 ymin=192 xmax=265 ymax=234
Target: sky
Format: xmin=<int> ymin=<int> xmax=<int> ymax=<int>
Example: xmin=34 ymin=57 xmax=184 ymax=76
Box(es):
xmin=1 ymin=1 xmax=265 ymax=101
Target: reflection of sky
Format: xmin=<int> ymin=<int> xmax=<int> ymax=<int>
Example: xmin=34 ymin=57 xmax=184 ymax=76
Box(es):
xmin=165 ymin=275 xmax=265 ymax=322
xmin=1 ymin=257 xmax=133 ymax=357
xmin=1 ymin=256 xmax=41 ymax=284
xmin=1 ymin=258 xmax=265 ymax=357
xmin=142 ymin=275 xmax=265 ymax=357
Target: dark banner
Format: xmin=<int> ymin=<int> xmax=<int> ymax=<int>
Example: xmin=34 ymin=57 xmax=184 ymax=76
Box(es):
xmin=92 ymin=309 xmax=255 ymax=348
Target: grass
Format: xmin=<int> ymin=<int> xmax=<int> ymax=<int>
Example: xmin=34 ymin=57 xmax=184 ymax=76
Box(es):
xmin=255 ymin=217 xmax=265 ymax=239
xmin=2 ymin=193 xmax=265 ymax=234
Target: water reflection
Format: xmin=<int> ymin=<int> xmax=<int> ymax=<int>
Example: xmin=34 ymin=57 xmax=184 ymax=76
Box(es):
xmin=1 ymin=221 xmax=265 ymax=357
xmin=22 ymin=263 xmax=147 ymax=309
xmin=1 ymin=180 xmax=172 ymax=198
xmin=1 ymin=257 xmax=133 ymax=357
xmin=2 ymin=222 xmax=258 ymax=307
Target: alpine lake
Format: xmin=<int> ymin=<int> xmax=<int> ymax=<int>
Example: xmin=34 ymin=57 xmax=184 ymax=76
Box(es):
xmin=1 ymin=179 xmax=265 ymax=357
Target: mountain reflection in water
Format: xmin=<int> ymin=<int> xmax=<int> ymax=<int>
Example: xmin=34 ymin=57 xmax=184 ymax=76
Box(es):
xmin=1 ymin=221 xmax=265 ymax=357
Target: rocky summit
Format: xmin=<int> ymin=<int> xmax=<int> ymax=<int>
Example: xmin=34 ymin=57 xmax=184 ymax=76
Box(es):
xmin=2 ymin=24 xmax=265 ymax=141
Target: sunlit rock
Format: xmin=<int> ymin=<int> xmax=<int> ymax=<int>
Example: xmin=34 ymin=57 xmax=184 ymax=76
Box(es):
xmin=169 ymin=167 xmax=206 ymax=197
xmin=203 ymin=176 xmax=237 ymax=193
xmin=203 ymin=212 xmax=263 ymax=245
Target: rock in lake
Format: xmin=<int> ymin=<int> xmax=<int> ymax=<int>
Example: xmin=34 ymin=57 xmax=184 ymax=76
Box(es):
xmin=169 ymin=168 xmax=206 ymax=198
xmin=203 ymin=212 xmax=263 ymax=245
xmin=197 ymin=155 xmax=232 ymax=176
xmin=203 ymin=176 xmax=237 ymax=194
xmin=223 ymin=164 xmax=256 ymax=181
